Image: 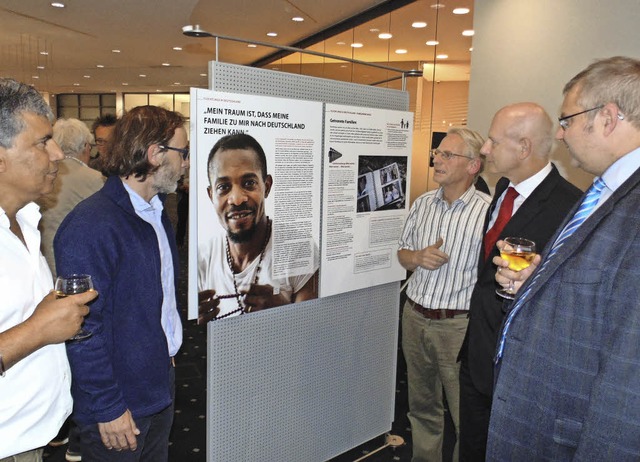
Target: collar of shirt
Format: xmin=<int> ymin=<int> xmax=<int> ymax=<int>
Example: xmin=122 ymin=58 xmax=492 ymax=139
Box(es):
xmin=0 ymin=202 xmax=41 ymax=229
xmin=432 ymin=184 xmax=478 ymax=208
xmin=510 ymin=161 xmax=553 ymax=203
xmin=121 ymin=180 xmax=164 ymax=218
xmin=599 ymin=145 xmax=640 ymax=201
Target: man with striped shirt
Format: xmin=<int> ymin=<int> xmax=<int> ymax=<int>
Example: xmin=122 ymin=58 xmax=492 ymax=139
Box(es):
xmin=398 ymin=127 xmax=490 ymax=462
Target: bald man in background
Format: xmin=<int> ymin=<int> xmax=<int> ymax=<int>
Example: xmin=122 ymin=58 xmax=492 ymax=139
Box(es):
xmin=458 ymin=102 xmax=582 ymax=461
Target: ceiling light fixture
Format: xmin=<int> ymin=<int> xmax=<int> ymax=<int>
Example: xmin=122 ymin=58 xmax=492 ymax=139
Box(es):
xmin=174 ymin=82 xmax=181 ymax=85
xmin=469 ymin=47 xmax=473 ymax=52
xmin=50 ymin=2 xmax=65 ymax=7
xmin=412 ymin=22 xmax=427 ymax=28
xmin=73 ymin=83 xmax=80 ymax=86
xmin=139 ymin=74 xmax=147 ymax=77
xmin=162 ymin=63 xmax=171 ymax=66
xmin=336 ymin=41 xmax=346 ymax=45
xmin=96 ymin=64 xmax=104 ymax=68
xmin=173 ymin=46 xmax=183 ymax=51
xmin=378 ymin=33 xmax=393 ymax=39
xmin=37 ymin=66 xmax=45 ymax=70
xmin=247 ymin=44 xmax=257 ymax=48
xmin=395 ymin=49 xmax=408 ymax=54
xmin=111 ymin=49 xmax=121 ymax=53
xmin=351 ymin=43 xmax=363 ymax=48
xmin=462 ymin=30 xmax=475 ymax=36
xmin=453 ymin=7 xmax=470 ymax=14
xmin=122 ymin=83 xmax=129 ymax=86
xmin=39 ymin=51 xmax=49 ymax=56
xmin=436 ymin=54 xmax=448 ymax=59
xmin=32 ymin=76 xmax=39 ymax=79
xmin=83 ymin=75 xmax=90 ymax=78
xmin=426 ymin=40 xmax=439 ymax=46
xmin=292 ymin=17 xmax=304 ymax=22
xmin=430 ymin=3 xmax=445 ymax=9
xmin=266 ymin=32 xmax=278 ymax=37
xmin=200 ymin=73 xmax=207 ymax=76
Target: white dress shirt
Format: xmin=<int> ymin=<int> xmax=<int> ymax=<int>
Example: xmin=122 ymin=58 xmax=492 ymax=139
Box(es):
xmin=0 ymin=202 xmax=72 ymax=458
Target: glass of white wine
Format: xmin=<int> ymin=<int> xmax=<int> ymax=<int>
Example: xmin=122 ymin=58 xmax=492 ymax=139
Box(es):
xmin=496 ymin=237 xmax=536 ymax=300
xmin=55 ymin=274 xmax=93 ymax=340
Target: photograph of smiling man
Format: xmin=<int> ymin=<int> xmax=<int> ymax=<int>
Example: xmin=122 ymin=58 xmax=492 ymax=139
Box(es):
xmin=197 ymin=133 xmax=319 ymax=322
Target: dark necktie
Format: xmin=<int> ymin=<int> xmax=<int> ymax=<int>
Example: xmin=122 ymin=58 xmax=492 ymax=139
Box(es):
xmin=483 ymin=187 xmax=518 ymax=261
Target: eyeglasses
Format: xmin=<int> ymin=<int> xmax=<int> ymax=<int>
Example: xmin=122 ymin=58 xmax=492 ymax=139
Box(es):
xmin=94 ymin=138 xmax=108 ymax=146
xmin=430 ymin=149 xmax=472 ymax=161
xmin=159 ymin=145 xmax=189 ymax=161
xmin=558 ymin=105 xmax=603 ymax=130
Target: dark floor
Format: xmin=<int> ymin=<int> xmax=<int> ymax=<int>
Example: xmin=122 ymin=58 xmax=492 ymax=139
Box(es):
xmin=44 ymin=195 xmax=454 ymax=462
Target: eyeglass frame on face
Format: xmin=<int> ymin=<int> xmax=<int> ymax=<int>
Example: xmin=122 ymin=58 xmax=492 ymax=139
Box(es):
xmin=430 ymin=149 xmax=473 ymax=161
xmin=159 ymin=144 xmax=189 ymax=161
xmin=558 ymin=105 xmax=604 ymax=130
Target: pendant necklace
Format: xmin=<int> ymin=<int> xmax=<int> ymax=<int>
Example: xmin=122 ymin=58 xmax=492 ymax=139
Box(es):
xmin=215 ymin=218 xmax=271 ymax=320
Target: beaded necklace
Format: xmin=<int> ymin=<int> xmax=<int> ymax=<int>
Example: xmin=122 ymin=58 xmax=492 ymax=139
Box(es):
xmin=214 ymin=218 xmax=271 ymax=320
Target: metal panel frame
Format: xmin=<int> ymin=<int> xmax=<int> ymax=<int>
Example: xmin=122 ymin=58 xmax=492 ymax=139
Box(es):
xmin=206 ymin=62 xmax=407 ymax=461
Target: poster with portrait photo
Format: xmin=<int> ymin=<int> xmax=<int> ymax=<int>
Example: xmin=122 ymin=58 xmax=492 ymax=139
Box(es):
xmin=188 ymin=88 xmax=323 ymax=321
xmin=321 ymin=103 xmax=413 ymax=297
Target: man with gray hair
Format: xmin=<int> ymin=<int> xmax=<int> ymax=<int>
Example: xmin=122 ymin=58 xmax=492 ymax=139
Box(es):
xmin=0 ymin=78 xmax=95 ymax=461
xmin=458 ymin=102 xmax=581 ymax=461
xmin=489 ymin=56 xmax=640 ymax=460
xmin=39 ymin=118 xmax=105 ymax=276
xmin=398 ymin=127 xmax=490 ymax=461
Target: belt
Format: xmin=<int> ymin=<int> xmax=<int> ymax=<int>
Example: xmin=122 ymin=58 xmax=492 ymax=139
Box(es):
xmin=409 ymin=300 xmax=466 ymax=320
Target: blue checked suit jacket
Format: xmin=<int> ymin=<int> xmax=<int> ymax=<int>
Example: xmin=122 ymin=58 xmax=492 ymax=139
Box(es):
xmin=487 ymin=166 xmax=640 ymax=461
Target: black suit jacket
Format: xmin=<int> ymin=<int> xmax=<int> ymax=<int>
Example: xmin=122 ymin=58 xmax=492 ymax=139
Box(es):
xmin=461 ymin=164 xmax=582 ymax=396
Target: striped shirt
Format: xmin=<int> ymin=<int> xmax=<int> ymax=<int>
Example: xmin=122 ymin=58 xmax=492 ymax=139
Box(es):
xmin=399 ymin=186 xmax=490 ymax=310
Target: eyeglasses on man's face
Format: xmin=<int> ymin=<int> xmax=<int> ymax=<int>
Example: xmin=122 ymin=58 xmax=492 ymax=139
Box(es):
xmin=430 ymin=149 xmax=472 ymax=161
xmin=558 ymin=105 xmax=603 ymax=130
xmin=159 ymin=145 xmax=190 ymax=161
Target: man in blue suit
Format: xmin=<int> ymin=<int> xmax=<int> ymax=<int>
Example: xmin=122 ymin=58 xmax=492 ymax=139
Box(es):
xmin=489 ymin=56 xmax=640 ymax=460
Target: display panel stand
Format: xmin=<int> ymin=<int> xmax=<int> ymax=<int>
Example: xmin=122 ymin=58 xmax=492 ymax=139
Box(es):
xmin=201 ymin=61 xmax=409 ymax=461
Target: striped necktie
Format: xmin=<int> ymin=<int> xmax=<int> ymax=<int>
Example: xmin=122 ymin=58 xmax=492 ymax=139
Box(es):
xmin=495 ymin=177 xmax=607 ymax=364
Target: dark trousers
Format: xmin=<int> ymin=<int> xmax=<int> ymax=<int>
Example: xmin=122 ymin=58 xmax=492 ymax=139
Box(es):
xmin=176 ymin=191 xmax=189 ymax=247
xmin=459 ymin=356 xmax=492 ymax=462
xmin=77 ymin=368 xmax=175 ymax=462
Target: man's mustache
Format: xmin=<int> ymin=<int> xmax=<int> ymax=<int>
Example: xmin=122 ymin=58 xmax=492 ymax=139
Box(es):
xmin=225 ymin=204 xmax=255 ymax=216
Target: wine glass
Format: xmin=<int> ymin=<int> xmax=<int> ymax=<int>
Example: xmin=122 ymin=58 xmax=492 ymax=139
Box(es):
xmin=496 ymin=237 xmax=536 ymax=300
xmin=55 ymin=274 xmax=93 ymax=340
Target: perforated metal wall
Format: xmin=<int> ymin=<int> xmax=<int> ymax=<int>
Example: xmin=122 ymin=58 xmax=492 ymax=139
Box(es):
xmin=206 ymin=61 xmax=407 ymax=461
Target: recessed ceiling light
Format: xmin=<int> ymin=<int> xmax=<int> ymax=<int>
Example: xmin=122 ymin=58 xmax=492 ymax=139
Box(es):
xmin=395 ymin=49 xmax=408 ymax=54
xmin=336 ymin=41 xmax=346 ymax=45
xmin=162 ymin=63 xmax=171 ymax=66
xmin=436 ymin=54 xmax=448 ymax=59
xmin=139 ymin=74 xmax=146 ymax=77
xmin=73 ymin=83 xmax=80 ymax=86
xmin=266 ymin=32 xmax=278 ymax=37
xmin=340 ymin=65 xmax=348 ymax=68
xmin=96 ymin=64 xmax=104 ymax=68
xmin=39 ymin=51 xmax=49 ymax=56
xmin=50 ymin=2 xmax=65 ymax=7
xmin=462 ymin=30 xmax=475 ymax=36
xmin=122 ymin=83 xmax=129 ymax=86
xmin=112 ymin=49 xmax=121 ymax=53
xmin=412 ymin=22 xmax=427 ymax=28
xmin=351 ymin=43 xmax=363 ymax=48
xmin=83 ymin=75 xmax=91 ymax=78
xmin=173 ymin=46 xmax=183 ymax=51
xmin=453 ymin=7 xmax=470 ymax=14
xmin=431 ymin=3 xmax=445 ymax=8
xmin=378 ymin=33 xmax=393 ymax=39
xmin=469 ymin=47 xmax=473 ymax=52
xmin=426 ymin=40 xmax=439 ymax=46
xmin=174 ymin=82 xmax=181 ymax=85
xmin=369 ymin=28 xmax=380 ymax=33
xmin=200 ymin=73 xmax=207 ymax=76
xmin=247 ymin=44 xmax=257 ymax=48
xmin=292 ymin=17 xmax=304 ymax=22
xmin=32 ymin=76 xmax=39 ymax=79
xmin=37 ymin=66 xmax=45 ymax=70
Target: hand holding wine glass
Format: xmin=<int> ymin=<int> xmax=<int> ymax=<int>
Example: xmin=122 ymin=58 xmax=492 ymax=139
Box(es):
xmin=55 ymin=274 xmax=95 ymax=340
xmin=495 ymin=237 xmax=537 ymax=300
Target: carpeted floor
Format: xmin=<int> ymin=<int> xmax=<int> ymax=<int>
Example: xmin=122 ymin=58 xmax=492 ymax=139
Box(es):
xmin=44 ymin=194 xmax=454 ymax=462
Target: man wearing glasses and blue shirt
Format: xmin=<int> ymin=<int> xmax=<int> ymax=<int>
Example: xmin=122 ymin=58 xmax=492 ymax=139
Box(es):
xmin=489 ymin=56 xmax=640 ymax=460
xmin=55 ymin=105 xmax=188 ymax=461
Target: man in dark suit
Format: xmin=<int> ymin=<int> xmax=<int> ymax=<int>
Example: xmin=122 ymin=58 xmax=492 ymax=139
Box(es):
xmin=458 ymin=102 xmax=582 ymax=461
xmin=488 ymin=56 xmax=640 ymax=460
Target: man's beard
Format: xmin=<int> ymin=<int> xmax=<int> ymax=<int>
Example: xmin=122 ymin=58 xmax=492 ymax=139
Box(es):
xmin=227 ymin=224 xmax=258 ymax=243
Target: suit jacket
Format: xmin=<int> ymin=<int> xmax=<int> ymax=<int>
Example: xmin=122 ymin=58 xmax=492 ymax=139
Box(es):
xmin=487 ymin=166 xmax=640 ymax=460
xmin=461 ymin=164 xmax=582 ymax=396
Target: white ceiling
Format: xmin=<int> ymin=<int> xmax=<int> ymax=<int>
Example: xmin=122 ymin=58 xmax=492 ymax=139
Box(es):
xmin=0 ymin=0 xmax=474 ymax=94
